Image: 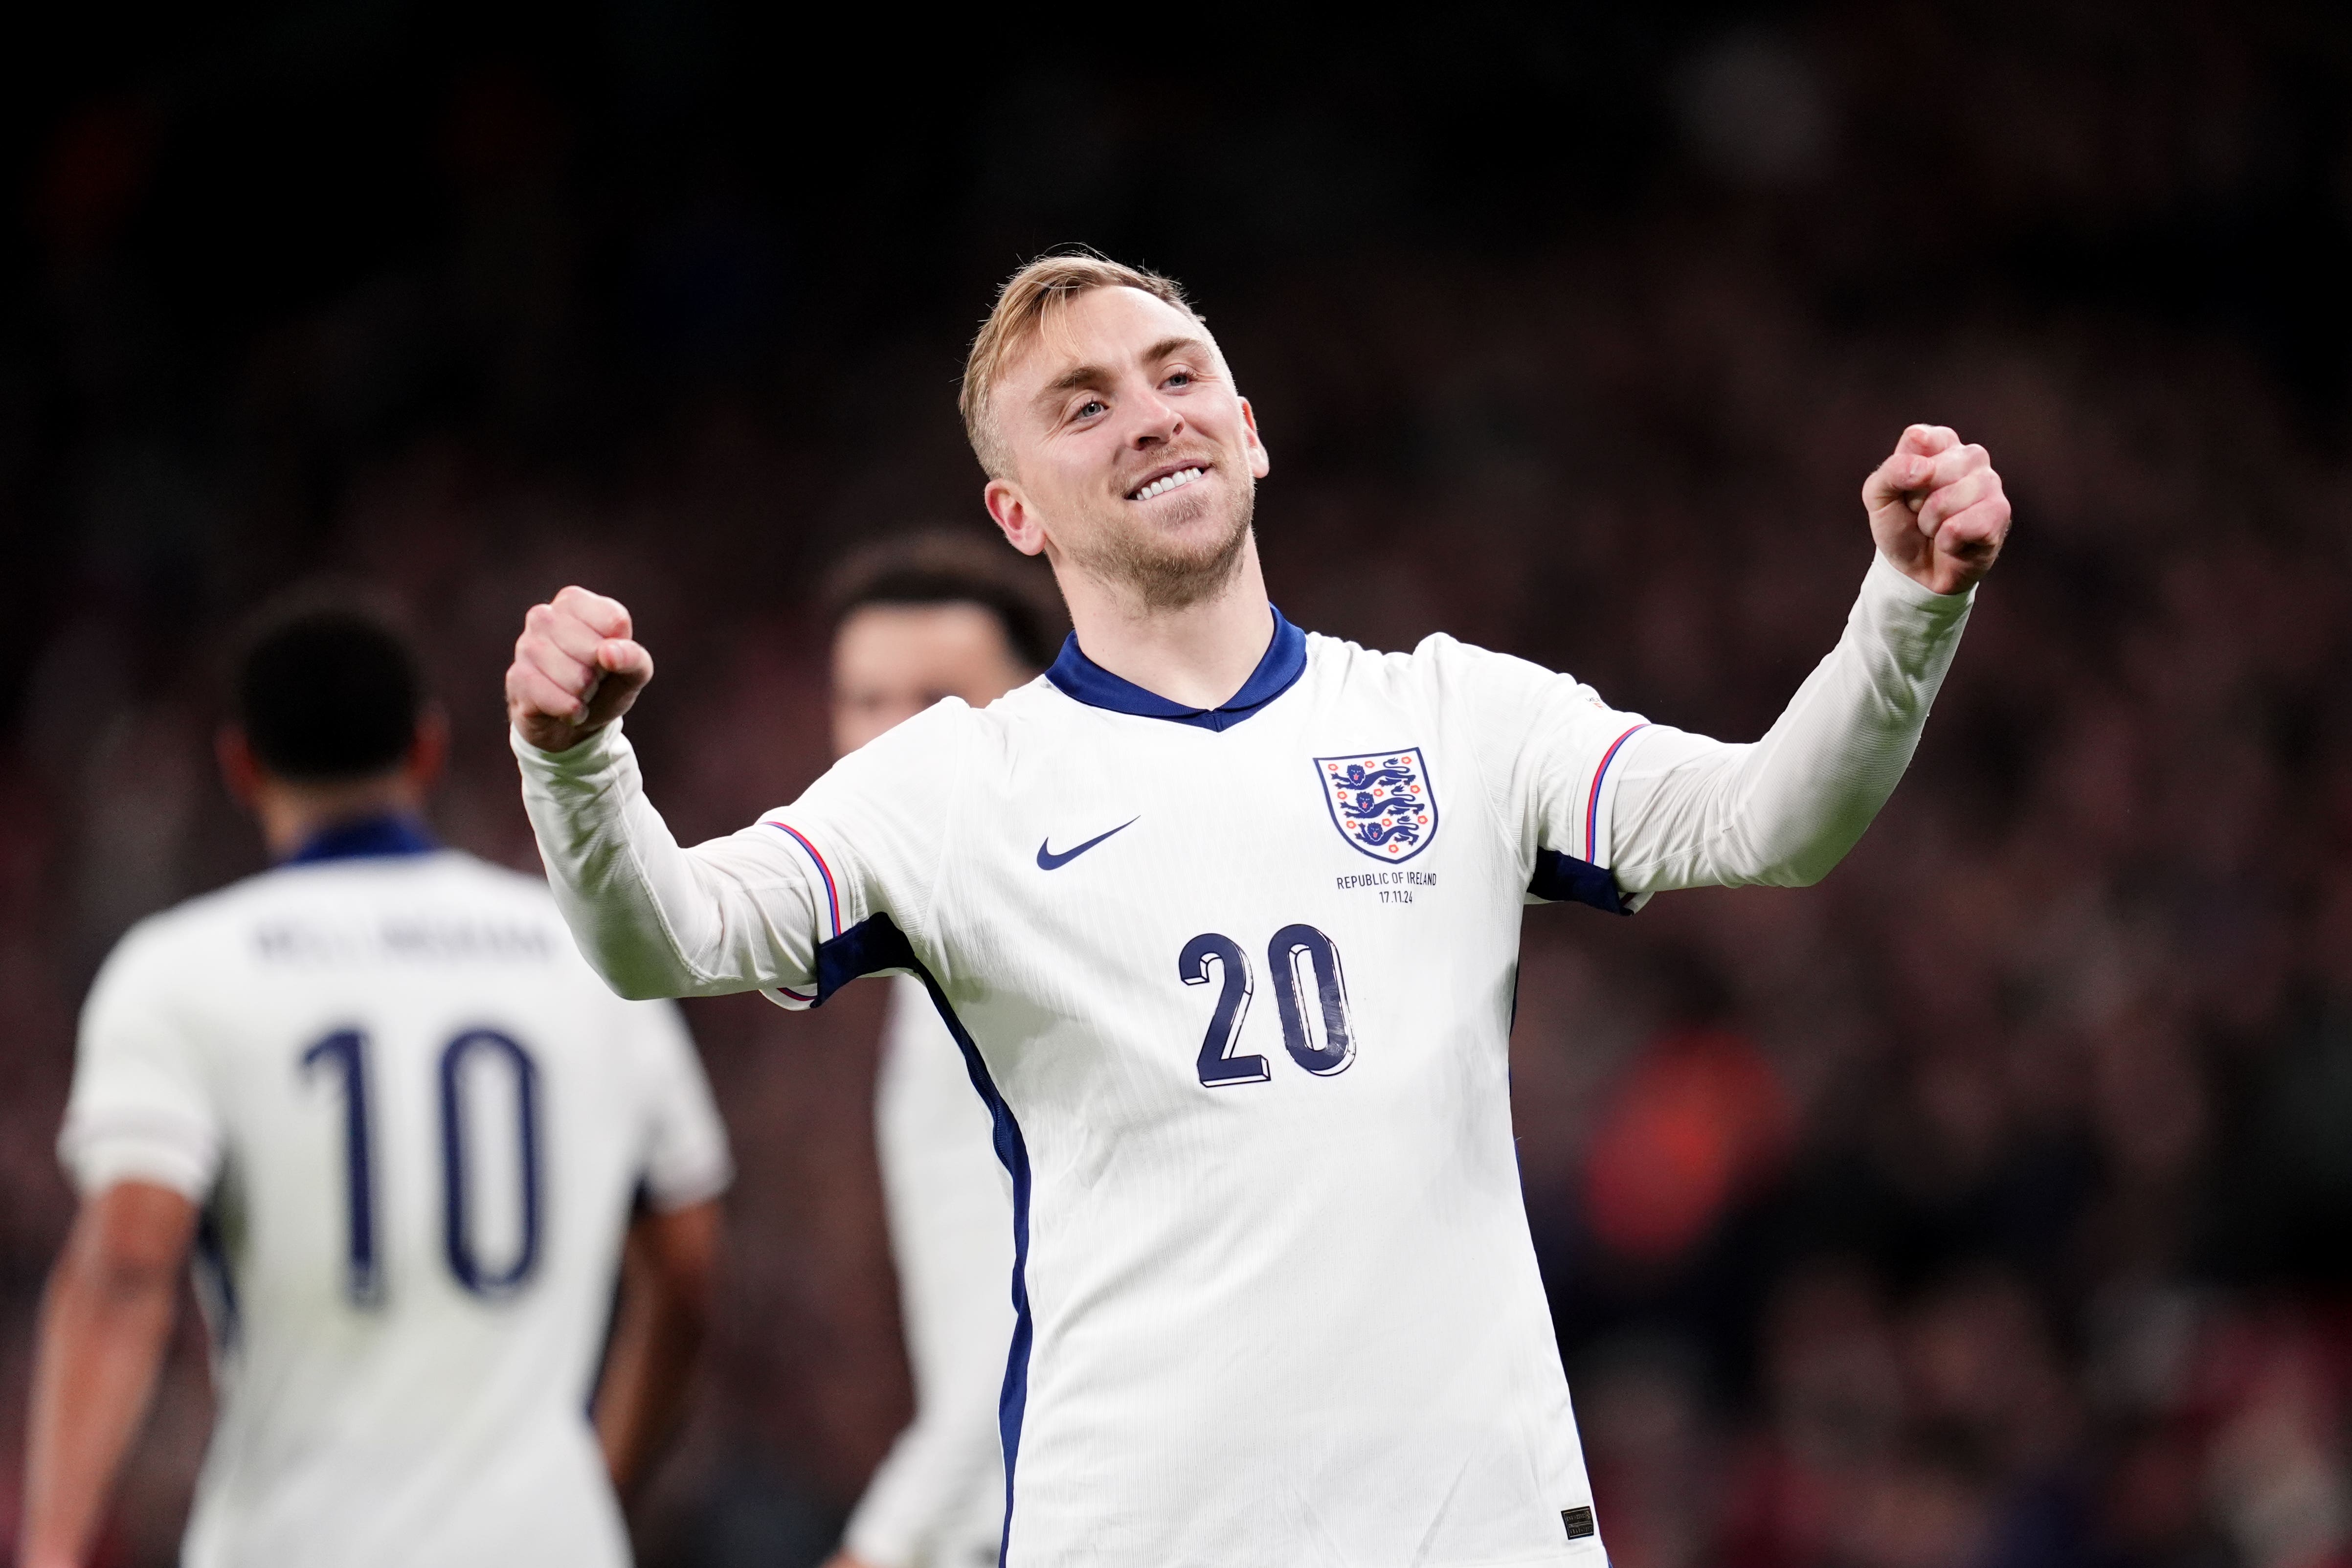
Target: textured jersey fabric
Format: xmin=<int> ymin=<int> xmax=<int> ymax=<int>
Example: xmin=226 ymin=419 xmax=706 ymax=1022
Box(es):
xmin=61 ymin=843 xmax=731 ymax=1568
xmin=843 ymin=974 xmax=1015 ymax=1568
xmin=515 ymin=553 xmax=1971 ymax=1568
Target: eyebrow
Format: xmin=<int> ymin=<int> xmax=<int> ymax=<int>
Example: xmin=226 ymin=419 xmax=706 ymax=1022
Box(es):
xmin=1034 ymin=336 xmax=1215 ymax=404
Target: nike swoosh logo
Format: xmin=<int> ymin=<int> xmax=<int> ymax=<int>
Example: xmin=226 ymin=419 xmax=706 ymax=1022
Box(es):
xmin=1036 ymin=817 xmax=1140 ymax=871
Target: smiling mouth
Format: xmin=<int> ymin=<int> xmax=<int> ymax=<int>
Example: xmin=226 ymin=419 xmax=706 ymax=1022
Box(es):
xmin=1127 ymin=466 xmax=1208 ymax=502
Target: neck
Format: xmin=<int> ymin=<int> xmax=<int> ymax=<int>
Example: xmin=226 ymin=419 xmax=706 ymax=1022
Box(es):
xmin=255 ymin=778 xmax=424 ymax=862
xmin=1052 ymin=532 xmax=1276 ymax=708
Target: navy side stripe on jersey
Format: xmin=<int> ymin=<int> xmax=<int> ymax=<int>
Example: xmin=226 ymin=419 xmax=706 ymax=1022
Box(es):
xmin=799 ymin=911 xmax=1035 ymax=1567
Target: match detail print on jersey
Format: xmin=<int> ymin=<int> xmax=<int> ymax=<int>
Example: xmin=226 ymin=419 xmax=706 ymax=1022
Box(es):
xmin=1315 ymin=747 xmax=1439 ymax=863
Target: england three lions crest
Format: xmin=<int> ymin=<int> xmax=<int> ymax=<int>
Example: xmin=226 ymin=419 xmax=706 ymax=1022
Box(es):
xmin=1316 ymin=747 xmax=1439 ymax=863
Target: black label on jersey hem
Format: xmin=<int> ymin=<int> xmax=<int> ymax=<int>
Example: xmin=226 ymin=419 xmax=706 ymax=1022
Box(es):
xmin=1562 ymin=1506 xmax=1595 ymax=1541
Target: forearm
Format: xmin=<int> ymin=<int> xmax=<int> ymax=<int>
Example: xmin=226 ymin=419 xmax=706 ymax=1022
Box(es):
xmin=21 ymin=1251 xmax=180 ymax=1567
xmin=594 ymin=1203 xmax=717 ymax=1499
xmin=514 ymin=722 xmax=824 ymax=1000
xmin=1612 ymin=553 xmax=1973 ymax=893
xmin=594 ymin=1297 xmax=699 ymax=1499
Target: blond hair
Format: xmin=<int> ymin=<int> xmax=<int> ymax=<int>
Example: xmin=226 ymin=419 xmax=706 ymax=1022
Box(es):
xmin=959 ymin=250 xmax=1204 ymax=478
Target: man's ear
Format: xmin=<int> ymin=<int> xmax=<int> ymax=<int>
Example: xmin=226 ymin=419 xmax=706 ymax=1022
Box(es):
xmin=986 ymin=478 xmax=1048 ymax=558
xmin=1239 ymin=396 xmax=1271 ymax=480
xmin=216 ymin=726 xmax=263 ymax=809
xmin=406 ymin=707 xmax=450 ymax=792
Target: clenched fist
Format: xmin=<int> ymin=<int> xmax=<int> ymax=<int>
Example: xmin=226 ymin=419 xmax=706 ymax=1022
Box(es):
xmin=1863 ymin=425 xmax=2012 ymax=596
xmin=507 ymin=586 xmax=655 ymax=753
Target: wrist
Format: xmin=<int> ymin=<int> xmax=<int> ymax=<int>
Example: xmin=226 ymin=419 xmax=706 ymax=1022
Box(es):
xmin=511 ymin=717 xmax=625 ymax=769
xmin=1870 ymin=547 xmax=1976 ymax=605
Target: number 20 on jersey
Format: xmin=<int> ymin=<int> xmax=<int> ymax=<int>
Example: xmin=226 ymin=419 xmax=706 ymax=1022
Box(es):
xmin=1181 ymin=924 xmax=1354 ymax=1087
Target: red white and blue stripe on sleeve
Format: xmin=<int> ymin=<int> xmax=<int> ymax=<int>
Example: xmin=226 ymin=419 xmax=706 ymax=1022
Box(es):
xmin=760 ymin=820 xmax=841 ymax=1005
xmin=1584 ymin=723 xmax=1649 ymax=863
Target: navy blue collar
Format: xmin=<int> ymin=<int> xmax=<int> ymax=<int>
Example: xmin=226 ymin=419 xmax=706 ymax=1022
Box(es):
xmin=1045 ymin=607 xmax=1308 ymax=733
xmin=284 ymin=814 xmax=440 ymax=867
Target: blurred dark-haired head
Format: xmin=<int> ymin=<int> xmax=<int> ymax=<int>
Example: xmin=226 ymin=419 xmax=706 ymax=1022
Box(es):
xmin=233 ymin=593 xmax=426 ymax=783
xmin=824 ymin=530 xmax=1063 ymax=757
xmin=823 ymin=528 xmax=1067 ymax=671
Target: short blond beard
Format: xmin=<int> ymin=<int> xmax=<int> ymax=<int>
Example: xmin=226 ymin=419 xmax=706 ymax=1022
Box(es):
xmin=1059 ymin=482 xmax=1256 ymax=613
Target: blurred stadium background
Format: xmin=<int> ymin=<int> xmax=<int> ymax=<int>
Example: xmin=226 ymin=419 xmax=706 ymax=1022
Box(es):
xmin=6 ymin=3 xmax=2352 ymax=1566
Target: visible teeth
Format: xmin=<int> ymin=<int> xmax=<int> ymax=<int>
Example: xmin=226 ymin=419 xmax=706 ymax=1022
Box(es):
xmin=1133 ymin=467 xmax=1204 ymax=501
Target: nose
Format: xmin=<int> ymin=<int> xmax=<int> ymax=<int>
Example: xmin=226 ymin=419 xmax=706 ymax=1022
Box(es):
xmin=1127 ymin=384 xmax=1184 ymax=448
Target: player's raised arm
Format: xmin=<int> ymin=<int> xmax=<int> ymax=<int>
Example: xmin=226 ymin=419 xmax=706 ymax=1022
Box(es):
xmin=1596 ymin=426 xmax=2010 ymax=897
xmin=508 ymin=585 xmax=814 ymax=1001
xmin=508 ymin=587 xmax=959 ymax=1006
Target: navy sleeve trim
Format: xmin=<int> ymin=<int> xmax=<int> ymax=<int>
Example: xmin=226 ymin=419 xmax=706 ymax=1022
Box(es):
xmin=1528 ymin=849 xmax=1634 ymax=916
xmin=808 ymin=914 xmax=918 ymax=1004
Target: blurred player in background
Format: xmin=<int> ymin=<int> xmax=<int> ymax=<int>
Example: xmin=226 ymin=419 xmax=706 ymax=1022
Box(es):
xmin=20 ymin=594 xmax=731 ymax=1568
xmin=818 ymin=533 xmax=1062 ymax=1568
xmin=504 ymin=254 xmax=2010 ymax=1567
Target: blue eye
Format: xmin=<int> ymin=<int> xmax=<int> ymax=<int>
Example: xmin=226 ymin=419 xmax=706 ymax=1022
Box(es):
xmin=1166 ymin=370 xmax=1192 ymax=387
xmin=1076 ymin=399 xmax=1106 ymax=419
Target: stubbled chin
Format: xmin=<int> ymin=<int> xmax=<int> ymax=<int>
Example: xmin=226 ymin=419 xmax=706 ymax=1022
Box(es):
xmin=1077 ymin=481 xmax=1254 ymax=610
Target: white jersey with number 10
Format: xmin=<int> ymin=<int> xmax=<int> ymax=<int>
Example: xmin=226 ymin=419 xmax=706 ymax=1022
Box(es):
xmin=60 ymin=837 xmax=732 ymax=1568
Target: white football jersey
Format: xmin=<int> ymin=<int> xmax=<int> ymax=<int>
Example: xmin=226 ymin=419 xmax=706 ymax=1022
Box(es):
xmin=842 ymin=975 xmax=1014 ymax=1568
xmin=59 ymin=828 xmax=732 ymax=1568
xmin=518 ymin=555 xmax=1971 ymax=1568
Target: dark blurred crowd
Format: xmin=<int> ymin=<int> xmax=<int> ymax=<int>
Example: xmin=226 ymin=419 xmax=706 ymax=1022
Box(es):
xmin=2 ymin=3 xmax=2351 ymax=1566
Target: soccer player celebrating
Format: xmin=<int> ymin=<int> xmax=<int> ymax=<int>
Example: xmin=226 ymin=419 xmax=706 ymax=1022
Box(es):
xmin=505 ymin=254 xmax=2009 ymax=1567
xmin=819 ymin=533 xmax=1062 ymax=1568
xmin=23 ymin=596 xmax=732 ymax=1568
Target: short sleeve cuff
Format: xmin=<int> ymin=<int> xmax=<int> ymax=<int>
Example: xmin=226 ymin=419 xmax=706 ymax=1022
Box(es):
xmin=60 ymin=1111 xmax=220 ymax=1201
xmin=642 ymin=1149 xmax=733 ymax=1212
xmin=841 ymin=1492 xmax=921 ymax=1568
